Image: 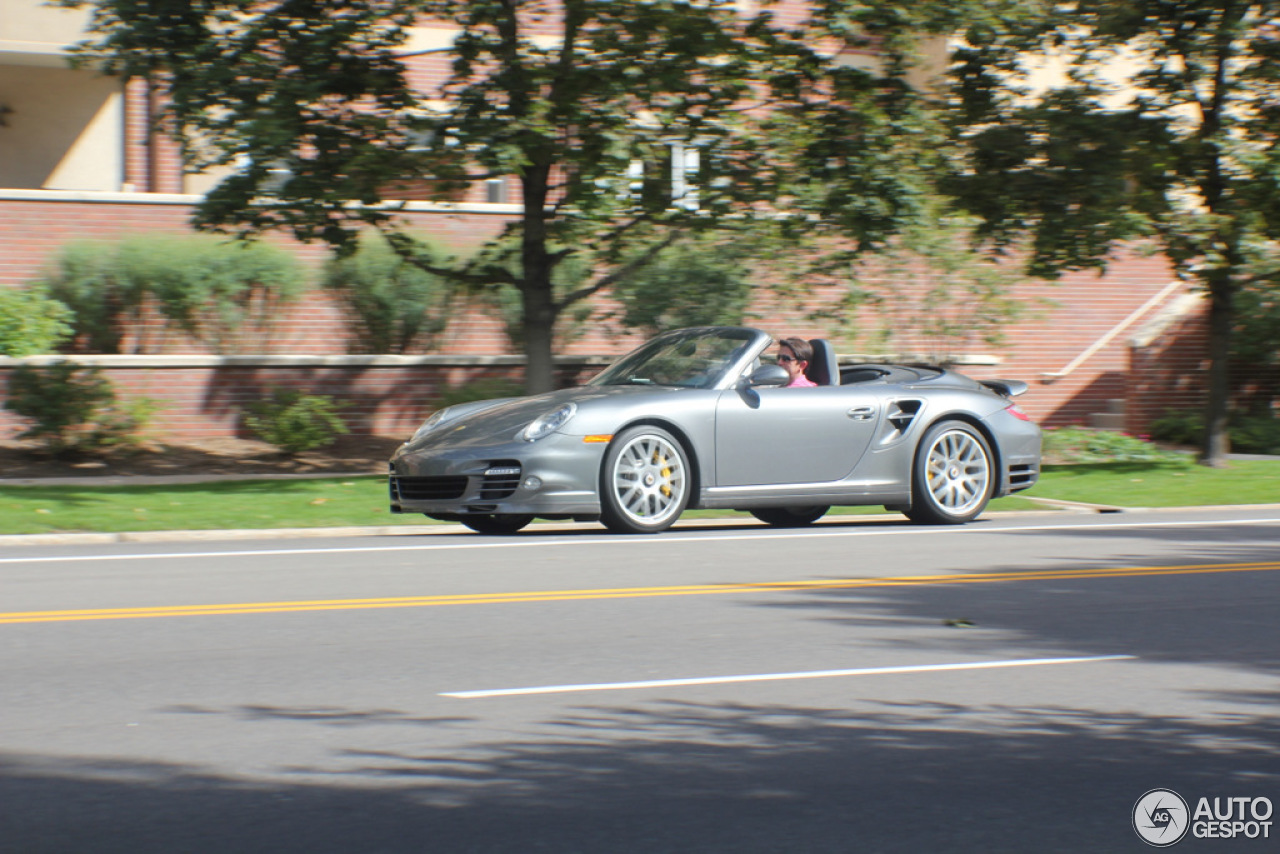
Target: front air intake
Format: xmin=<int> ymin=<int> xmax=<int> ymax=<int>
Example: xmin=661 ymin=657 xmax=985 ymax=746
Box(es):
xmin=480 ymin=461 xmax=523 ymax=499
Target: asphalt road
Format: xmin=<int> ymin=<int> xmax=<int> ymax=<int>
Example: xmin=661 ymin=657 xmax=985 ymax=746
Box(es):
xmin=3 ymin=508 xmax=1280 ymax=853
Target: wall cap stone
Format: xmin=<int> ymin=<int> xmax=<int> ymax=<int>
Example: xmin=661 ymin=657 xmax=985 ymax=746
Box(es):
xmin=0 ymin=189 xmax=520 ymax=215
xmin=0 ymin=354 xmax=614 ymax=369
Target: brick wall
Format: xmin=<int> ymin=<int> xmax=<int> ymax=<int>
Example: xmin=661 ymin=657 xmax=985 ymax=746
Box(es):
xmin=0 ymin=193 xmax=1226 ymax=441
xmin=0 ymin=356 xmax=609 ymax=442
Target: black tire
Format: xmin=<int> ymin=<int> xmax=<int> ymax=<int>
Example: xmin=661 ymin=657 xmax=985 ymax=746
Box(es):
xmin=903 ymin=420 xmax=994 ymax=525
xmin=599 ymin=425 xmax=692 ymax=534
xmin=750 ymin=506 xmax=830 ymax=527
xmin=460 ymin=514 xmax=534 ymax=534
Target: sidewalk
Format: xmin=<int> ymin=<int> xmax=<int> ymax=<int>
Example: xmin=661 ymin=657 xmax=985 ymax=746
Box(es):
xmin=0 ymin=498 xmax=1220 ymax=548
xmin=3 ymin=462 xmax=1277 ymax=547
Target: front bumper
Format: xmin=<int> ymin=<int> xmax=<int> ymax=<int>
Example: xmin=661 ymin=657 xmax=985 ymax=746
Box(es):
xmin=388 ymin=432 xmax=606 ymax=518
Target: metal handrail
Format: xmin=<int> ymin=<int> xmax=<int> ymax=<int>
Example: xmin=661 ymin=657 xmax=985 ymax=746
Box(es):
xmin=1040 ymin=280 xmax=1184 ymax=384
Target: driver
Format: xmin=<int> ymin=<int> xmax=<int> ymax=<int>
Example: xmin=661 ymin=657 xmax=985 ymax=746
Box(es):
xmin=777 ymin=338 xmax=817 ymax=388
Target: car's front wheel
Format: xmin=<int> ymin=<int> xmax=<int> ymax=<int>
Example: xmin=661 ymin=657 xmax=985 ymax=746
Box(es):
xmin=459 ymin=514 xmax=534 ymax=534
xmin=903 ymin=420 xmax=994 ymax=524
xmin=749 ymin=506 xmax=830 ymax=527
xmin=600 ymin=426 xmax=691 ymax=534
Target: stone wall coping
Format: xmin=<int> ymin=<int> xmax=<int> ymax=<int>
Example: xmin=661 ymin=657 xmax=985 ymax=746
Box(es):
xmin=0 ymin=352 xmax=998 ymax=368
xmin=0 ymin=354 xmax=615 ymax=369
xmin=0 ymin=188 xmax=520 ymax=215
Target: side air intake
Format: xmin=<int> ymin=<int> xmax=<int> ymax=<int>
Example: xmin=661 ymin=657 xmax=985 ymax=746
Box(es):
xmin=879 ymin=399 xmax=923 ymax=444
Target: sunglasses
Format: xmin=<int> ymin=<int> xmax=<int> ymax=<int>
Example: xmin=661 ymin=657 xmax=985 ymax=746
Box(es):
xmin=778 ymin=355 xmax=798 ymax=363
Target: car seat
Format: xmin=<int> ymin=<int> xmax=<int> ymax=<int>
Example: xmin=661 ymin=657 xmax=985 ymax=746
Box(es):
xmin=805 ymin=339 xmax=840 ymax=386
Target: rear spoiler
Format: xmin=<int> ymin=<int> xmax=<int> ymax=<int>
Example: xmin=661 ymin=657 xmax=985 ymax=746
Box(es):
xmin=980 ymin=379 xmax=1028 ymax=398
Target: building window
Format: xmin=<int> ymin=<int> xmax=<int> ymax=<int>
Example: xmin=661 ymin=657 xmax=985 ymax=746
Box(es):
xmin=625 ymin=140 xmax=701 ymax=212
xmin=485 ymin=178 xmax=508 ymax=204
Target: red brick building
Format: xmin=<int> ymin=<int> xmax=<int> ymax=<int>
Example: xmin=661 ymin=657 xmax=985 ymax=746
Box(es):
xmin=0 ymin=0 xmax=1214 ymax=441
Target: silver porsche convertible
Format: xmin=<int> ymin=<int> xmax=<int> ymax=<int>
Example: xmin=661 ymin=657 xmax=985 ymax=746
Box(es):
xmin=389 ymin=326 xmax=1040 ymax=534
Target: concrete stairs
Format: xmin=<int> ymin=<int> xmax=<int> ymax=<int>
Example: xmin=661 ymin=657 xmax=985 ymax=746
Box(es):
xmin=1089 ymin=399 xmax=1127 ymax=432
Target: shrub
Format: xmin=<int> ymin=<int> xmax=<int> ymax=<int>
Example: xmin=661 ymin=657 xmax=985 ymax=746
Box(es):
xmin=37 ymin=236 xmax=306 ymax=354
xmin=1149 ymin=409 xmax=1280 ymax=455
xmin=1148 ymin=410 xmax=1203 ymax=447
xmin=1229 ymin=414 xmax=1280 ymax=455
xmin=34 ymin=242 xmax=140 ymax=353
xmin=132 ymin=237 xmax=308 ymax=353
xmin=437 ymin=377 xmax=524 ymax=408
xmin=321 ymin=235 xmax=451 ymax=354
xmin=0 ymin=286 xmax=73 ymax=356
xmin=3 ymin=362 xmax=156 ymax=457
xmin=243 ymin=389 xmax=349 ymax=455
xmin=608 ymin=233 xmax=755 ymax=336
xmin=1041 ymin=426 xmax=1189 ymax=465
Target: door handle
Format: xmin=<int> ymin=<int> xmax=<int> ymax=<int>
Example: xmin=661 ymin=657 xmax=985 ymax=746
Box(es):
xmin=846 ymin=406 xmax=876 ymax=421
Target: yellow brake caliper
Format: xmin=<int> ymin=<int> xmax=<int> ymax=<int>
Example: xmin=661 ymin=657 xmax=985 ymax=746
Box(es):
xmin=654 ymin=449 xmax=672 ymax=497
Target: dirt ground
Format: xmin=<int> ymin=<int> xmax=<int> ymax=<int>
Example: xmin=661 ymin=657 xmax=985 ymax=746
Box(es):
xmin=0 ymin=434 xmax=406 ymax=480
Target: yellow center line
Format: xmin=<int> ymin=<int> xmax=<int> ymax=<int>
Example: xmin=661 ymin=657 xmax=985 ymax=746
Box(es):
xmin=3 ymin=560 xmax=1278 ymax=625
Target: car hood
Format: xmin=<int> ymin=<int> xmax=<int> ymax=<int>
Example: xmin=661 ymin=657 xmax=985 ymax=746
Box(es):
xmin=401 ymin=385 xmax=678 ymax=452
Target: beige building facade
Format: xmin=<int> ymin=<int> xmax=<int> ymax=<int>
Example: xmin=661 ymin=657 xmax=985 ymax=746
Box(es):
xmin=1 ymin=1 xmax=124 ymax=191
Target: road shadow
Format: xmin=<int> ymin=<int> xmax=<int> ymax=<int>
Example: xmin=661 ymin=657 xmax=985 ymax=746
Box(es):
xmin=752 ymin=528 xmax=1280 ymax=675
xmin=4 ymin=696 xmax=1275 ymax=853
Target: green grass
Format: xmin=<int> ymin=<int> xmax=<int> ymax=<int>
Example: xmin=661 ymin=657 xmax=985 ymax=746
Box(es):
xmin=1017 ymin=459 xmax=1280 ymax=508
xmin=0 ymin=477 xmax=412 ymax=536
xmin=1 ymin=459 xmax=1277 ymax=536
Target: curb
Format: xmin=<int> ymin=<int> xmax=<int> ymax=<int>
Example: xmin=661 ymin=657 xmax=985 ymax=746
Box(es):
xmin=4 ymin=504 xmax=1279 ymax=548
xmin=1018 ymin=496 xmax=1129 ymax=513
xmin=0 ymin=507 xmax=1090 ymax=547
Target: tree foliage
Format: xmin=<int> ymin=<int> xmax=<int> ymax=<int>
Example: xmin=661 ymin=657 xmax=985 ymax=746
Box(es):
xmin=63 ymin=0 xmax=957 ymax=391
xmin=944 ymin=0 xmax=1280 ymax=464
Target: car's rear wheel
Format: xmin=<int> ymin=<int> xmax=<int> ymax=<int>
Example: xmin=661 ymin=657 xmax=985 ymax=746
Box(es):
xmin=600 ymin=426 xmax=691 ymax=534
xmin=749 ymin=506 xmax=830 ymax=527
xmin=459 ymin=514 xmax=534 ymax=534
xmin=903 ymin=420 xmax=994 ymax=524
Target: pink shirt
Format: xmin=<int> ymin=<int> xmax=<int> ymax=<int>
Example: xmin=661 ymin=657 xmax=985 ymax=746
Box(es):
xmin=786 ymin=374 xmax=818 ymax=388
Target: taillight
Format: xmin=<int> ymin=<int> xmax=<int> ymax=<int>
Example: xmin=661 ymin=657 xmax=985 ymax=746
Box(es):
xmin=1005 ymin=404 xmax=1032 ymax=422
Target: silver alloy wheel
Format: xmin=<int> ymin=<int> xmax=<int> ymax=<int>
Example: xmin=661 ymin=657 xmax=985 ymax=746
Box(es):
xmin=609 ymin=431 xmax=688 ymax=528
xmin=924 ymin=427 xmax=991 ymax=515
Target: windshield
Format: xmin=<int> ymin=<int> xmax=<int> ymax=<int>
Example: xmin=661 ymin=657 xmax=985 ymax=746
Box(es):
xmin=589 ymin=328 xmax=758 ymax=389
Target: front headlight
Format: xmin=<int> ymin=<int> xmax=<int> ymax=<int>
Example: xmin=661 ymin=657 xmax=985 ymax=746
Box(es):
xmin=520 ymin=402 xmax=577 ymax=442
xmin=411 ymin=406 xmax=454 ymax=442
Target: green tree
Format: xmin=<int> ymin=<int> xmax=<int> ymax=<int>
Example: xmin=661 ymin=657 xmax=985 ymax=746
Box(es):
xmin=944 ymin=0 xmax=1280 ymax=465
xmin=63 ymin=0 xmax=955 ymax=392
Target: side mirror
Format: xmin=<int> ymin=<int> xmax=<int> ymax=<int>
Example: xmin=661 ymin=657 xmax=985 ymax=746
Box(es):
xmin=741 ymin=364 xmax=789 ymax=388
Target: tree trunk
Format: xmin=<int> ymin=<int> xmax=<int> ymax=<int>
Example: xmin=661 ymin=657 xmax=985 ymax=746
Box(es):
xmin=520 ymin=164 xmax=558 ymax=395
xmin=522 ymin=283 xmax=557 ymax=394
xmin=1199 ymin=272 xmax=1234 ymax=467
